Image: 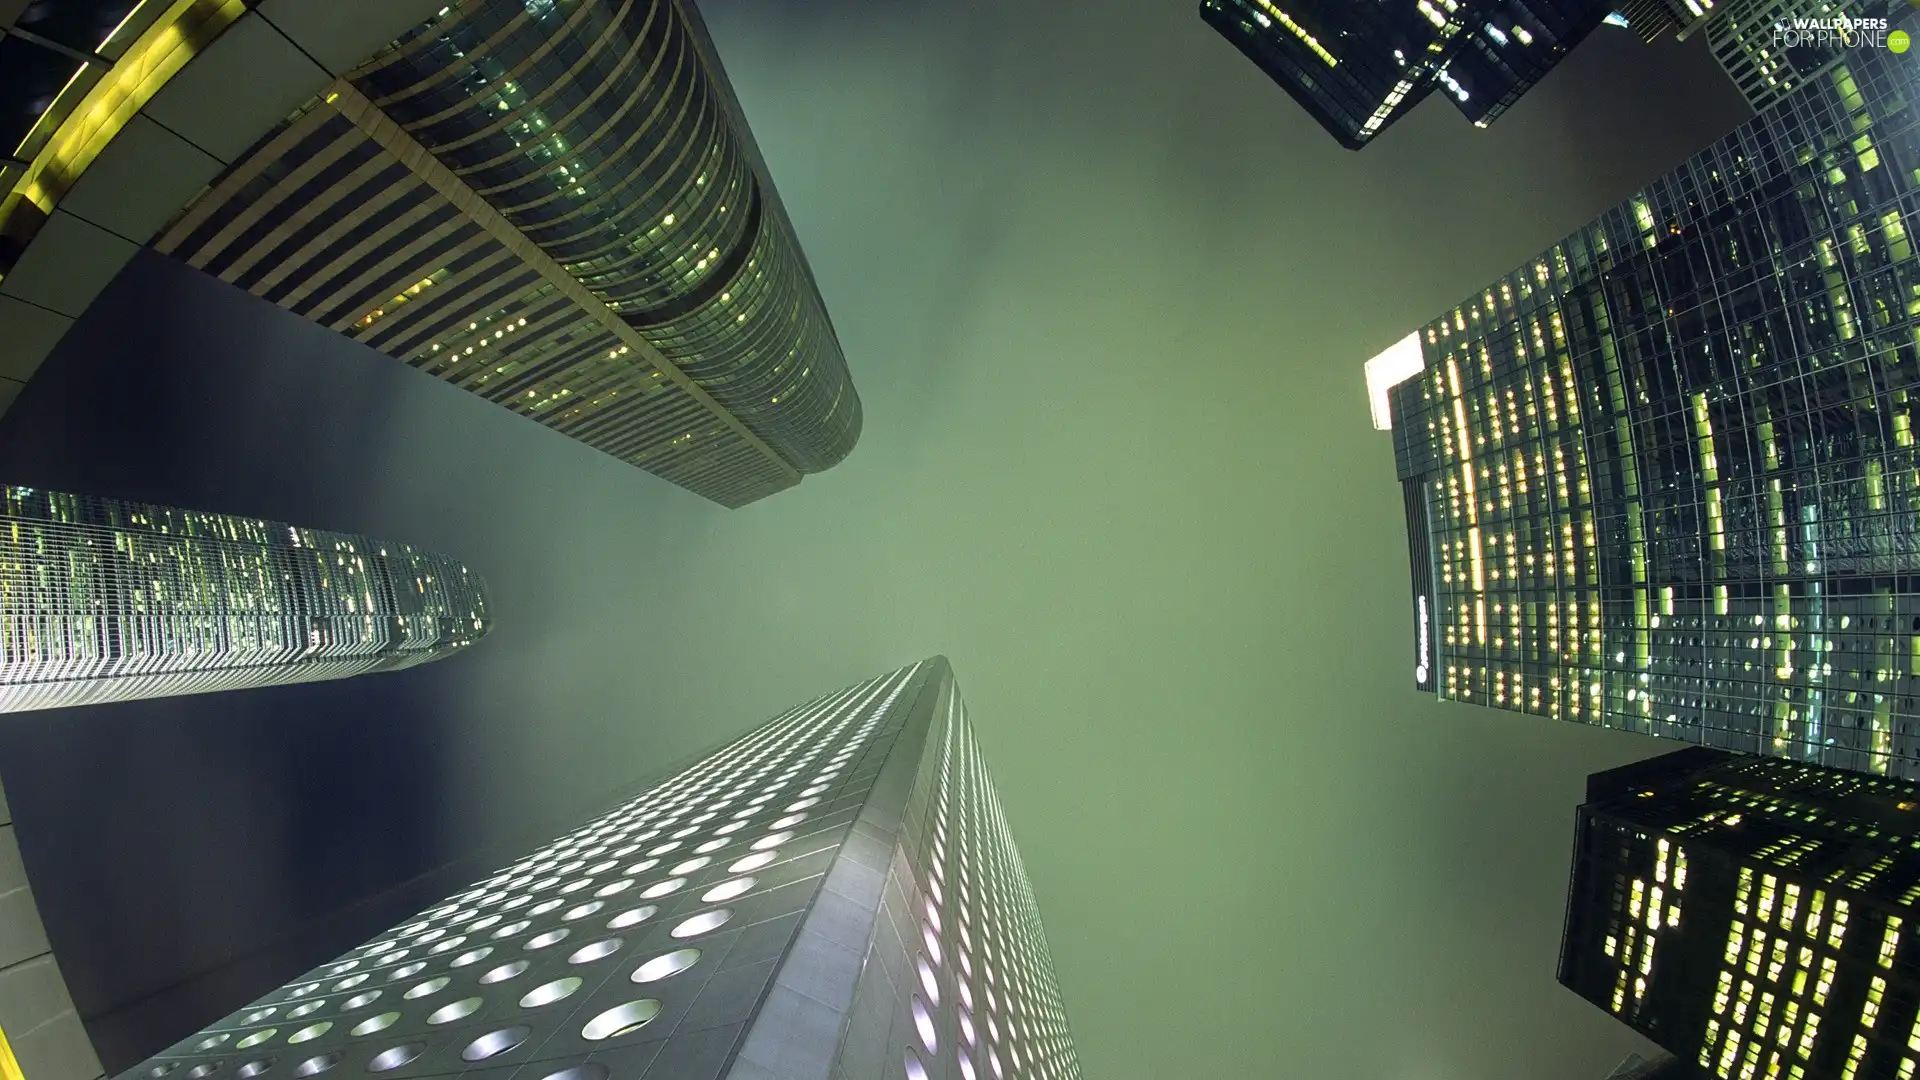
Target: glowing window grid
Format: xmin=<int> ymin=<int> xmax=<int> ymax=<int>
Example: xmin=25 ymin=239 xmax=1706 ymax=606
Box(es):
xmin=1389 ymin=47 xmax=1920 ymax=781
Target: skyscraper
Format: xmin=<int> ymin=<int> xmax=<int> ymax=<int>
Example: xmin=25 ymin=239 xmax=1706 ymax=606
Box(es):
xmin=1611 ymin=3 xmax=1681 ymax=43
xmin=1706 ymin=1 xmax=1910 ymax=114
xmin=1446 ymin=2 xmax=1617 ymax=128
xmin=110 ymin=658 xmax=1079 ymax=1080
xmin=150 ymin=0 xmax=861 ymax=508
xmin=1385 ymin=40 xmax=1920 ymax=779
xmin=1560 ymin=747 xmax=1920 ymax=1080
xmin=1196 ymin=0 xmax=1610 ymax=149
xmin=0 ymin=486 xmax=488 ymax=713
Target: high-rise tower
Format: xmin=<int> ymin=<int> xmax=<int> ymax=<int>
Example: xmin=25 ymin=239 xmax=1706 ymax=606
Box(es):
xmin=0 ymin=486 xmax=488 ymax=712
xmin=1561 ymin=747 xmax=1920 ymax=1080
xmin=1384 ymin=40 xmax=1920 ymax=779
xmin=1705 ymin=1 xmax=1910 ymax=115
xmin=110 ymin=658 xmax=1079 ymax=1080
xmin=1197 ymin=0 xmax=1611 ymax=149
xmin=1605 ymin=1052 xmax=1700 ymax=1079
xmin=149 ymin=0 xmax=860 ymax=508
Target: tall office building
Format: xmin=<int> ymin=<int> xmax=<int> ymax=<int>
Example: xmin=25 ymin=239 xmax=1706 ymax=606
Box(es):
xmin=0 ymin=486 xmax=488 ymax=713
xmin=1385 ymin=41 xmax=1920 ymax=779
xmin=110 ymin=658 xmax=1079 ymax=1080
xmin=1448 ymin=2 xmax=1617 ymax=127
xmin=1560 ymin=747 xmax=1920 ymax=1080
xmin=1197 ymin=0 xmax=1610 ymax=149
xmin=150 ymin=0 xmax=861 ymax=508
xmin=1706 ymin=1 xmax=1910 ymax=114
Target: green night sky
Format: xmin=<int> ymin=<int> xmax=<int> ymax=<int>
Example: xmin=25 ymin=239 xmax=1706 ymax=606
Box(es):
xmin=0 ymin=2 xmax=1777 ymax=1079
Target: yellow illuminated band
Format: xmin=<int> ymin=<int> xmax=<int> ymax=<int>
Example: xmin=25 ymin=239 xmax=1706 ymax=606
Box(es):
xmin=1251 ymin=0 xmax=1337 ymax=67
xmin=0 ymin=1020 xmax=26 ymax=1080
xmin=2 ymin=0 xmax=245 ymax=265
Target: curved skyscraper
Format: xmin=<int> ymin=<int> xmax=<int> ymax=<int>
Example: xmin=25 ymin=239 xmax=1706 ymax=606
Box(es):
xmin=154 ymin=0 xmax=860 ymax=507
xmin=0 ymin=486 xmax=489 ymax=712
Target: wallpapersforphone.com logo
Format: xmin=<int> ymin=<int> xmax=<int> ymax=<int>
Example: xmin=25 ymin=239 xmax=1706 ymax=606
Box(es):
xmin=1773 ymin=12 xmax=1911 ymax=53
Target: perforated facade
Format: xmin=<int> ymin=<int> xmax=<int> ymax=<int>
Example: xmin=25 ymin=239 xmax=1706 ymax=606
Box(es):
xmin=112 ymin=658 xmax=1079 ymax=1080
xmin=1389 ymin=44 xmax=1920 ymax=779
xmin=0 ymin=486 xmax=488 ymax=712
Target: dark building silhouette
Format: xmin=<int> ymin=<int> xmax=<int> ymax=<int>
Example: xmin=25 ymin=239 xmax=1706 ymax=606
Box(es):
xmin=1609 ymin=1 xmax=1703 ymax=43
xmin=1197 ymin=0 xmax=1610 ymax=149
xmin=1386 ymin=40 xmax=1920 ymax=779
xmin=109 ymin=659 xmax=1080 ymax=1080
xmin=152 ymin=0 xmax=860 ymax=507
xmin=1561 ymin=747 xmax=1920 ymax=1080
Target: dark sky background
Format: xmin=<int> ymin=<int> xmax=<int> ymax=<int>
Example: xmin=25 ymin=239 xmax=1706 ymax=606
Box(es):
xmin=0 ymin=4 xmax=1758 ymax=1079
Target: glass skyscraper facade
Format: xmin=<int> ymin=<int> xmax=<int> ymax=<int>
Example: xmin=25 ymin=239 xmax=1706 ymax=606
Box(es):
xmin=1196 ymin=0 xmax=1610 ymax=149
xmin=1708 ymin=2 xmax=1910 ymax=115
xmin=112 ymin=658 xmax=1079 ymax=1080
xmin=1389 ymin=41 xmax=1920 ymax=779
xmin=153 ymin=0 xmax=861 ymax=508
xmin=0 ymin=486 xmax=488 ymax=712
xmin=1561 ymin=747 xmax=1920 ymax=1080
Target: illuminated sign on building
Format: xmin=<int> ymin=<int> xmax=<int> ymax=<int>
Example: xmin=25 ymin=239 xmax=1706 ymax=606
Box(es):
xmin=1416 ymin=594 xmax=1431 ymax=685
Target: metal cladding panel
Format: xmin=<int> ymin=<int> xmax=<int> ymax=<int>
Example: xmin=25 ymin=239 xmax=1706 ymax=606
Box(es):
xmin=0 ymin=487 xmax=489 ymax=712
xmin=253 ymin=0 xmax=450 ymax=77
xmin=140 ymin=12 xmax=331 ymax=166
xmin=57 ymin=115 xmax=226 ymax=248
xmin=0 ymin=210 xmax=138 ymax=319
xmin=0 ymin=794 xmax=96 ymax=1080
xmin=0 ymin=294 xmax=71 ymax=385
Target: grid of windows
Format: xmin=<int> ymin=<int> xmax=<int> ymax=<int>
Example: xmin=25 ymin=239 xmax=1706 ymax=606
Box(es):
xmin=1708 ymin=1 xmax=1910 ymax=115
xmin=1391 ymin=44 xmax=1920 ymax=779
xmin=151 ymin=0 xmax=859 ymax=508
xmin=110 ymin=659 xmax=1080 ymax=1080
xmin=0 ymin=486 xmax=488 ymax=712
xmin=1196 ymin=0 xmax=1608 ymax=149
xmin=1562 ymin=749 xmax=1920 ymax=1080
xmin=356 ymin=0 xmax=860 ymax=477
